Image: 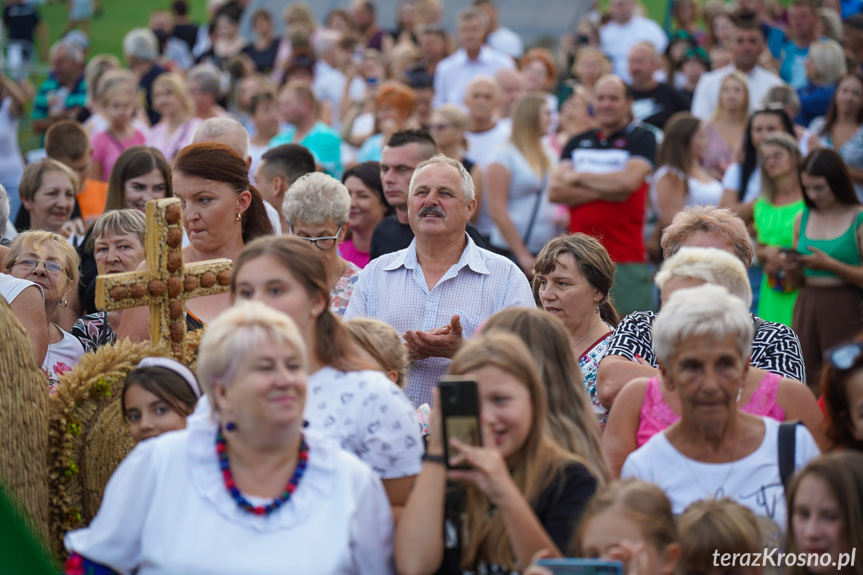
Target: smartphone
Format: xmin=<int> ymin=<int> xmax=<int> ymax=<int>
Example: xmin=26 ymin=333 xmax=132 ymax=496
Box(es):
xmin=536 ymin=558 xmax=624 ymax=575
xmin=779 ymin=248 xmax=800 ymax=257
xmin=438 ymin=377 xmax=481 ymax=469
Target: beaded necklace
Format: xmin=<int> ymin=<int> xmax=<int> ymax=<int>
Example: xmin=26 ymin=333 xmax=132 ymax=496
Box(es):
xmin=215 ymin=428 xmax=309 ymax=516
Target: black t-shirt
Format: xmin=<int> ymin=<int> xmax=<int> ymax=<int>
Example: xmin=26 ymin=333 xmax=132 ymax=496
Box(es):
xmin=369 ymin=215 xmax=492 ymax=260
xmin=631 ymin=83 xmax=690 ymax=131
xmin=3 ymin=4 xmax=39 ymax=42
xmin=242 ymin=39 xmax=279 ymax=74
xmin=139 ymin=64 xmax=168 ymax=126
xmin=172 ymin=23 xmax=199 ymax=52
xmin=436 ymin=461 xmax=597 ymax=575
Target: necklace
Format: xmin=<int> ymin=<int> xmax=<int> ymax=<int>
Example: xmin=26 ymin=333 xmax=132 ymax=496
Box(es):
xmin=571 ymin=320 xmax=602 ymax=351
xmin=679 ymin=423 xmax=740 ymax=499
xmin=215 ymin=427 xmax=309 ymax=516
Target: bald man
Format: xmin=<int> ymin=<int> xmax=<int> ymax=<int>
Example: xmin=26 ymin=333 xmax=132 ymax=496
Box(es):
xmin=549 ymin=75 xmax=656 ymax=315
xmin=628 ymin=42 xmax=689 ymax=130
xmin=493 ymin=67 xmax=524 ymax=124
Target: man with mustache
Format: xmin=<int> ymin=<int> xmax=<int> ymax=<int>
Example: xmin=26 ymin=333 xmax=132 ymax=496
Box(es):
xmin=345 ymin=154 xmax=534 ymax=407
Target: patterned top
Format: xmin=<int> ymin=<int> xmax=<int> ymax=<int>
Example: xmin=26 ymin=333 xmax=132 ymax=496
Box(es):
xmin=330 ymin=260 xmax=362 ymax=317
xmin=700 ymin=121 xmax=733 ymax=179
xmin=809 ymin=117 xmax=863 ymax=200
xmin=344 ymin=234 xmax=535 ymax=407
xmin=579 ymin=330 xmax=612 ymax=428
xmin=45 ymin=326 xmax=86 ymax=391
xmin=602 ymin=310 xmax=807 ymax=383
xmin=71 ymin=311 xmax=116 ymax=353
xmin=32 ymin=73 xmax=87 ymax=121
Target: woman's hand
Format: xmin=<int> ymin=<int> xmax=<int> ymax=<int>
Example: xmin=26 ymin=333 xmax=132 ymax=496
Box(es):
xmin=607 ymin=541 xmax=648 ymax=575
xmin=761 ymin=245 xmax=783 ymax=275
xmin=447 ymin=416 xmax=519 ymax=507
xmin=523 ymin=549 xmax=555 ymax=575
xmin=797 ymin=247 xmax=834 ymax=272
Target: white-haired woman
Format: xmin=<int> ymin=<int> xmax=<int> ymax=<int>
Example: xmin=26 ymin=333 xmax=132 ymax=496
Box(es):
xmin=603 ymin=248 xmax=827 ymax=477
xmin=65 ymin=302 xmax=395 ymax=574
xmin=282 ymin=172 xmax=360 ymax=316
xmin=797 ymin=39 xmax=847 ymax=128
xmin=621 ymin=284 xmax=821 ymax=527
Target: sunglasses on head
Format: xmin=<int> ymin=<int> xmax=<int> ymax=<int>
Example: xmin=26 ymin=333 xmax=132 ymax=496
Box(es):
xmin=825 ymin=341 xmax=863 ymax=370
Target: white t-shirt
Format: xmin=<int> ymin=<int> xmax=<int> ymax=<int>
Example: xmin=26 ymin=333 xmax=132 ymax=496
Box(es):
xmin=304 ymin=367 xmax=422 ymax=479
xmin=467 ymin=121 xmax=514 ymax=237
xmin=722 ymin=162 xmax=762 ymax=204
xmin=600 ymin=17 xmax=669 ymax=83
xmin=488 ymin=26 xmax=524 ymax=59
xmin=44 ymin=324 xmax=85 ymax=390
xmin=621 ymin=417 xmax=820 ymax=529
xmin=65 ymin=408 xmax=395 ymax=574
xmin=488 ymin=142 xmax=560 ymax=254
xmin=0 ymin=273 xmax=38 ymax=304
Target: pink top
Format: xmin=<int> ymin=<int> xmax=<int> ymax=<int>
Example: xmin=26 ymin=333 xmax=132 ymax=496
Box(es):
xmin=635 ymin=372 xmax=786 ymax=447
xmin=146 ymin=117 xmax=202 ymax=162
xmin=91 ymin=129 xmax=147 ymax=182
xmin=701 ymin=121 xmax=734 ymax=180
xmin=339 ymin=238 xmax=370 ymax=269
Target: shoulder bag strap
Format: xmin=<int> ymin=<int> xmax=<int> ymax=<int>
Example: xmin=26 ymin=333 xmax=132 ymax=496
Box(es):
xmin=521 ymin=173 xmax=548 ymax=253
xmin=778 ymin=420 xmax=800 ymax=492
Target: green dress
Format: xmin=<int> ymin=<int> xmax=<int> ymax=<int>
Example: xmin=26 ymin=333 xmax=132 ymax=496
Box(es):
xmin=753 ymin=197 xmax=805 ymax=327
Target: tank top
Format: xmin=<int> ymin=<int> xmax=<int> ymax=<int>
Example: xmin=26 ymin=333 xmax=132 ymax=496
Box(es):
xmin=635 ymin=372 xmax=786 ymax=447
xmin=797 ymin=208 xmax=863 ymax=277
xmin=650 ymin=165 xmax=723 ymax=212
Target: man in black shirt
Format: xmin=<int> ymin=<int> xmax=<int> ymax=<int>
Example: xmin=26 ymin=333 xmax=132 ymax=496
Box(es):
xmin=370 ymin=130 xmax=490 ymax=259
xmin=628 ymin=42 xmax=689 ymax=131
xmin=171 ymin=0 xmax=199 ymax=53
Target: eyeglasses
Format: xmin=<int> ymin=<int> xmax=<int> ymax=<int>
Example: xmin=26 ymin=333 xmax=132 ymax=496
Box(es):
xmin=291 ymin=224 xmax=343 ymax=250
xmin=825 ymin=341 xmax=863 ymax=370
xmin=12 ymin=257 xmax=68 ymax=276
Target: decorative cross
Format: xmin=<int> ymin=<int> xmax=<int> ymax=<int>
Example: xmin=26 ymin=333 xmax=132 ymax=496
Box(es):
xmin=95 ymin=198 xmax=232 ymax=362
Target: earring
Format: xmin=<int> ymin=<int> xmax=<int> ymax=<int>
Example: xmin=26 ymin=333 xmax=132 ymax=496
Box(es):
xmin=236 ymin=212 xmax=242 ymax=222
xmin=225 ymin=421 xmax=237 ymax=432
xmin=736 ymin=387 xmax=744 ymax=402
xmin=60 ymin=299 xmax=68 ymax=308
xmin=595 ymin=305 xmax=600 ymax=313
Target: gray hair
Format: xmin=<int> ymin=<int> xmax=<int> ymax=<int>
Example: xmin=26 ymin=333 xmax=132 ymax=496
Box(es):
xmin=50 ymin=40 xmax=84 ymax=64
xmin=91 ymin=209 xmax=146 ymax=246
xmin=313 ymin=29 xmax=342 ymax=58
xmin=410 ymin=154 xmax=475 ymax=203
xmin=653 ymin=284 xmax=754 ymax=367
xmin=122 ymin=28 xmax=159 ymax=62
xmin=192 ymin=117 xmax=250 ymax=160
xmin=282 ymin=172 xmax=351 ymax=227
xmin=197 ymin=301 xmax=307 ymax=412
xmin=807 ymin=39 xmax=847 ymax=86
xmin=655 ymin=247 xmax=753 ymax=309
xmin=187 ymin=63 xmax=222 ymax=97
xmin=0 ymin=184 xmax=8 ymax=228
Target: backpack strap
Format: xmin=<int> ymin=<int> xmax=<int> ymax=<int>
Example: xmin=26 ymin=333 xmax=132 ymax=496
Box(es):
xmin=778 ymin=420 xmax=800 ymax=491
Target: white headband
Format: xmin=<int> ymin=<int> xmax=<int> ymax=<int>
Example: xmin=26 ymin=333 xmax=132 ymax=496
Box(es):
xmin=136 ymin=357 xmax=202 ymax=399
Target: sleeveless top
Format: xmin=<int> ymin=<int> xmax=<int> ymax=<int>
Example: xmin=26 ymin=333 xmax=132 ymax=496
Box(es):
xmin=635 ymin=372 xmax=786 ymax=447
xmin=650 ymin=165 xmax=723 ymax=213
xmin=797 ymin=208 xmax=863 ymax=277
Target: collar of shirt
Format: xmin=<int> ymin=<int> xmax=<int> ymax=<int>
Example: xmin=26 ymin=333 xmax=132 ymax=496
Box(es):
xmin=383 ymin=233 xmax=490 ymax=276
xmin=453 ymin=45 xmax=499 ymax=65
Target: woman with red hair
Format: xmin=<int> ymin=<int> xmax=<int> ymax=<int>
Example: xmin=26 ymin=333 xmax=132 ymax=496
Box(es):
xmin=521 ymin=48 xmax=559 ymax=134
xmin=356 ymin=81 xmax=417 ymax=163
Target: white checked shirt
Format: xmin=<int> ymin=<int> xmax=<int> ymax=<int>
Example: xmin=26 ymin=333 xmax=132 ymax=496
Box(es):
xmin=344 ymin=234 xmax=535 ymax=406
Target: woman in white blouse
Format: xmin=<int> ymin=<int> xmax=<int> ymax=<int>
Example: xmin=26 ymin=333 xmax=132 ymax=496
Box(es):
xmin=65 ymin=302 xmax=395 ymax=574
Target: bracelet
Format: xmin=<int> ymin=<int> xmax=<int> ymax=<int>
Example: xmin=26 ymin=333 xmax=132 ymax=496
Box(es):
xmin=422 ymin=452 xmax=446 ymax=465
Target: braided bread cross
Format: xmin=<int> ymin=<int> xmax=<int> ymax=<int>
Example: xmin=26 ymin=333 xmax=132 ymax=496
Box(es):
xmin=95 ymin=198 xmax=232 ymax=361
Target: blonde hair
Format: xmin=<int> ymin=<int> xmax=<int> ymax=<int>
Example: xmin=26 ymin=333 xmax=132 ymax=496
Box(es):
xmin=758 ymin=131 xmax=801 ymax=204
xmin=18 ymin=159 xmax=80 ymax=202
xmin=571 ymin=46 xmax=611 ymax=80
xmin=575 ymin=479 xmax=678 ymax=558
xmin=97 ymin=69 xmax=138 ymax=106
xmin=4 ymin=230 xmax=81 ymax=285
xmin=154 ymin=72 xmax=195 ymax=117
xmin=449 ymin=332 xmax=593 ymax=571
xmin=510 ymin=92 xmax=552 ymax=177
xmin=678 ymin=499 xmax=763 ymax=573
xmin=655 ymin=246 xmax=753 ymax=308
xmin=713 ymin=70 xmax=749 ymax=121
xmin=344 ymin=318 xmax=409 ymax=387
xmin=660 ymin=205 xmax=754 ymax=267
xmin=197 ymin=301 xmax=307 ymax=411
xmin=434 ymin=103 xmax=469 ymax=152
xmin=807 ymin=38 xmax=847 ymax=86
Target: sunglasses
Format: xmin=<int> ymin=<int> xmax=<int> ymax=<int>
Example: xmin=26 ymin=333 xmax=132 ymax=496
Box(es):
xmin=825 ymin=341 xmax=863 ymax=370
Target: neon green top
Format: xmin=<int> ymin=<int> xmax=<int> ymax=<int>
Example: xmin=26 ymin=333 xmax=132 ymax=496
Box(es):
xmin=797 ymin=208 xmax=863 ymax=277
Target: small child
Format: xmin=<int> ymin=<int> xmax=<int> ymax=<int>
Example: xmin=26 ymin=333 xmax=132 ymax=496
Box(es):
xmin=89 ymin=69 xmax=146 ymax=183
xmin=344 ymin=317 xmax=408 ymax=387
xmin=121 ymin=357 xmax=201 ymax=443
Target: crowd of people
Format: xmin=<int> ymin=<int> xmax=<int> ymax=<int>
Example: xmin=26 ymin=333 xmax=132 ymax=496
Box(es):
xmin=2 ymin=0 xmax=863 ymax=573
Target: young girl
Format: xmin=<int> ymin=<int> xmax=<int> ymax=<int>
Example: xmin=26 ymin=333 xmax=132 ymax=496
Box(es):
xmin=89 ymin=70 xmax=147 ymax=183
xmin=677 ymin=499 xmax=767 ymax=575
xmin=395 ymin=332 xmax=598 ymax=575
xmin=786 ymin=452 xmax=863 ymax=575
xmin=121 ymin=357 xmax=201 ymax=443
xmin=344 ymin=317 xmax=409 ymax=388
xmin=820 ymin=337 xmax=863 ymax=451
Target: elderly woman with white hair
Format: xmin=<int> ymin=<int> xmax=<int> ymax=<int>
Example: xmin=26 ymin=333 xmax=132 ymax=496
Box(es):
xmin=65 ymin=302 xmax=395 ymax=574
xmin=797 ymin=39 xmax=847 ymax=127
xmin=621 ymin=284 xmax=821 ymax=529
xmin=283 ymin=172 xmax=361 ymax=316
xmin=602 ymin=247 xmax=827 ymax=477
